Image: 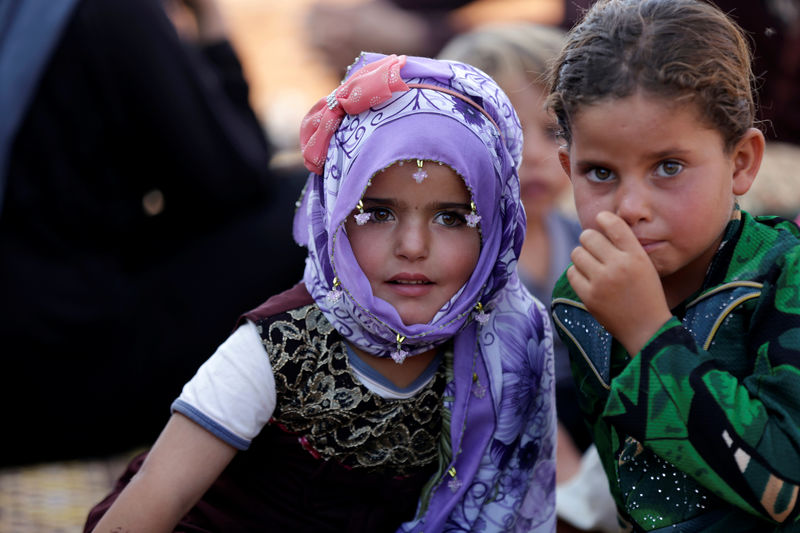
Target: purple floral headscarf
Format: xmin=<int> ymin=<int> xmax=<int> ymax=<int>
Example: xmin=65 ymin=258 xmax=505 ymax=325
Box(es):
xmin=294 ymin=53 xmax=555 ymax=532
xmin=294 ymin=53 xmax=525 ymax=358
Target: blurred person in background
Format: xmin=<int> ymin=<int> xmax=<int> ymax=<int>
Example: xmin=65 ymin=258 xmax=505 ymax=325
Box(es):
xmin=0 ymin=0 xmax=305 ymax=465
xmin=306 ymin=0 xmax=568 ymax=77
xmin=439 ymin=23 xmax=617 ymax=532
xmin=306 ymin=0 xmax=472 ymax=77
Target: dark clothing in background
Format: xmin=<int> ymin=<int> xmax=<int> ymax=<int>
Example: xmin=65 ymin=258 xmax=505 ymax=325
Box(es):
xmin=390 ymin=0 xmax=473 ymax=56
xmin=0 ymin=0 xmax=305 ymax=465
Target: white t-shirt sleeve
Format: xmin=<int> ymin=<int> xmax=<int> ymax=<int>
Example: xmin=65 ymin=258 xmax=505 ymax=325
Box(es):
xmin=171 ymin=320 xmax=276 ymax=450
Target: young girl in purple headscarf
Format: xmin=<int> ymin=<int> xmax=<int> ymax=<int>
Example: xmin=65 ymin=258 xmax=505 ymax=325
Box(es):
xmin=87 ymin=52 xmax=556 ymax=533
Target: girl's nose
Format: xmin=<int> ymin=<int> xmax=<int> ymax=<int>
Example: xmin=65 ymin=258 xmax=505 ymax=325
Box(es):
xmin=394 ymin=220 xmax=429 ymax=261
xmin=615 ymin=179 xmax=652 ymax=226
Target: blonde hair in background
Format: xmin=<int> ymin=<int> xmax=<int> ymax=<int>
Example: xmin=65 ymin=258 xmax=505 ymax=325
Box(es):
xmin=438 ymin=22 xmax=566 ymax=92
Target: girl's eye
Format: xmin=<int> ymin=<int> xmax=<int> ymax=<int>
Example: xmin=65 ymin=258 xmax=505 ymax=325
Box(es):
xmin=656 ymin=160 xmax=683 ymax=177
xmin=435 ymin=211 xmax=466 ymax=227
xmin=586 ymin=167 xmax=615 ymax=183
xmin=367 ymin=207 xmax=394 ymax=222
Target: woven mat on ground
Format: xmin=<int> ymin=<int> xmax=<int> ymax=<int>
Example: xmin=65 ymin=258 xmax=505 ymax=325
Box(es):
xmin=0 ymin=451 xmax=137 ymax=533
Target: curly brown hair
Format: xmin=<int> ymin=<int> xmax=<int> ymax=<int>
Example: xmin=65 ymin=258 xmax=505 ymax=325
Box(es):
xmin=547 ymin=0 xmax=756 ymax=152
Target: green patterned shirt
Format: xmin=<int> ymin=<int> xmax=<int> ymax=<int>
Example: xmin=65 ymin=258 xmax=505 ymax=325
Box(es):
xmin=552 ymin=212 xmax=800 ymax=532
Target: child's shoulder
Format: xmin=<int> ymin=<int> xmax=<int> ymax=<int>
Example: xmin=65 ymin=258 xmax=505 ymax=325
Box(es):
xmin=239 ymin=283 xmax=337 ymax=349
xmin=755 ymin=213 xmax=800 ymax=274
xmin=750 ymin=212 xmax=800 ymax=239
xmin=248 ymin=298 xmax=343 ymax=373
xmin=240 ymin=283 xmax=315 ymax=324
xmin=736 ymin=212 xmax=800 ymax=270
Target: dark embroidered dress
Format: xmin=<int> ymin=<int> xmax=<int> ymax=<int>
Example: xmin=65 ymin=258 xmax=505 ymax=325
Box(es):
xmin=263 ymin=304 xmax=444 ymax=476
xmin=86 ymin=289 xmax=445 ymax=533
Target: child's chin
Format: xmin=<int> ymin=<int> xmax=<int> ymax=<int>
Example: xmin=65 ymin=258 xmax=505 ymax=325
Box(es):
xmin=399 ymin=312 xmax=435 ymax=327
xmin=401 ymin=317 xmax=432 ymax=327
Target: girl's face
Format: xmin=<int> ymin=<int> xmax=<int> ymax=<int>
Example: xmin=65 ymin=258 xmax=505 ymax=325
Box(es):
xmin=508 ymin=82 xmax=570 ymax=221
xmin=559 ymin=91 xmax=759 ymax=300
xmin=345 ymin=162 xmax=481 ymax=326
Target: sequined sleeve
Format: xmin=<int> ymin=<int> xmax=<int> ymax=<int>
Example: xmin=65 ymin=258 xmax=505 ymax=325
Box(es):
xmin=608 ymin=252 xmax=800 ymax=525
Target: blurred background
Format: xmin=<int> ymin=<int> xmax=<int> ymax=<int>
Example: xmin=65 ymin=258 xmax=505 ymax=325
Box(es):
xmin=214 ymin=0 xmax=563 ymax=151
xmin=185 ymin=0 xmax=800 ymax=215
xmin=1 ymin=0 xmax=798 ymax=531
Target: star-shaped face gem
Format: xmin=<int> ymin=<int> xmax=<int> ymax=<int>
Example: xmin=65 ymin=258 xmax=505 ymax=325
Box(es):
xmin=448 ymin=476 xmax=462 ymax=492
xmin=465 ymin=213 xmax=481 ymax=227
xmin=412 ymin=159 xmax=428 ymax=183
xmin=326 ymin=287 xmax=342 ymax=304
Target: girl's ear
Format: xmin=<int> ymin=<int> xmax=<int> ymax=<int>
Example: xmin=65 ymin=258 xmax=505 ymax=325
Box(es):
xmin=731 ymin=127 xmax=765 ymax=196
xmin=558 ymin=146 xmax=572 ymax=179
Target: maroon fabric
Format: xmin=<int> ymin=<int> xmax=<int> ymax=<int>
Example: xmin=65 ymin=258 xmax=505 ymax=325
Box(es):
xmin=85 ymin=425 xmax=434 ymax=532
xmin=239 ymin=282 xmax=313 ymax=325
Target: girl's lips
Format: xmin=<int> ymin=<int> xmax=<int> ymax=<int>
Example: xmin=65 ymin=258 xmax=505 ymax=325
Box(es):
xmin=388 ymin=273 xmax=431 ymax=283
xmin=637 ymin=238 xmax=663 ymax=253
xmin=386 ymin=274 xmax=434 ymax=296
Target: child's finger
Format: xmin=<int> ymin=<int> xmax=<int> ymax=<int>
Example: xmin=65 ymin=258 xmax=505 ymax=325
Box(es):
xmin=577 ymin=227 xmax=617 ymax=263
xmin=595 ymin=211 xmax=642 ymax=253
xmin=569 ymin=243 xmax=606 ymax=284
xmin=566 ymin=263 xmax=591 ymax=298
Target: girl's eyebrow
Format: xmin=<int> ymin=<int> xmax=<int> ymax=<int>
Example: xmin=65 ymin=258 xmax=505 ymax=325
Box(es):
xmin=648 ymin=148 xmax=691 ymax=159
xmin=361 ymin=197 xmax=397 ymax=206
xmin=573 ymin=158 xmax=608 ymax=170
xmin=434 ymin=202 xmax=472 ymax=211
xmin=575 ymin=147 xmax=692 ymax=168
xmin=362 ymin=197 xmax=472 ymax=210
